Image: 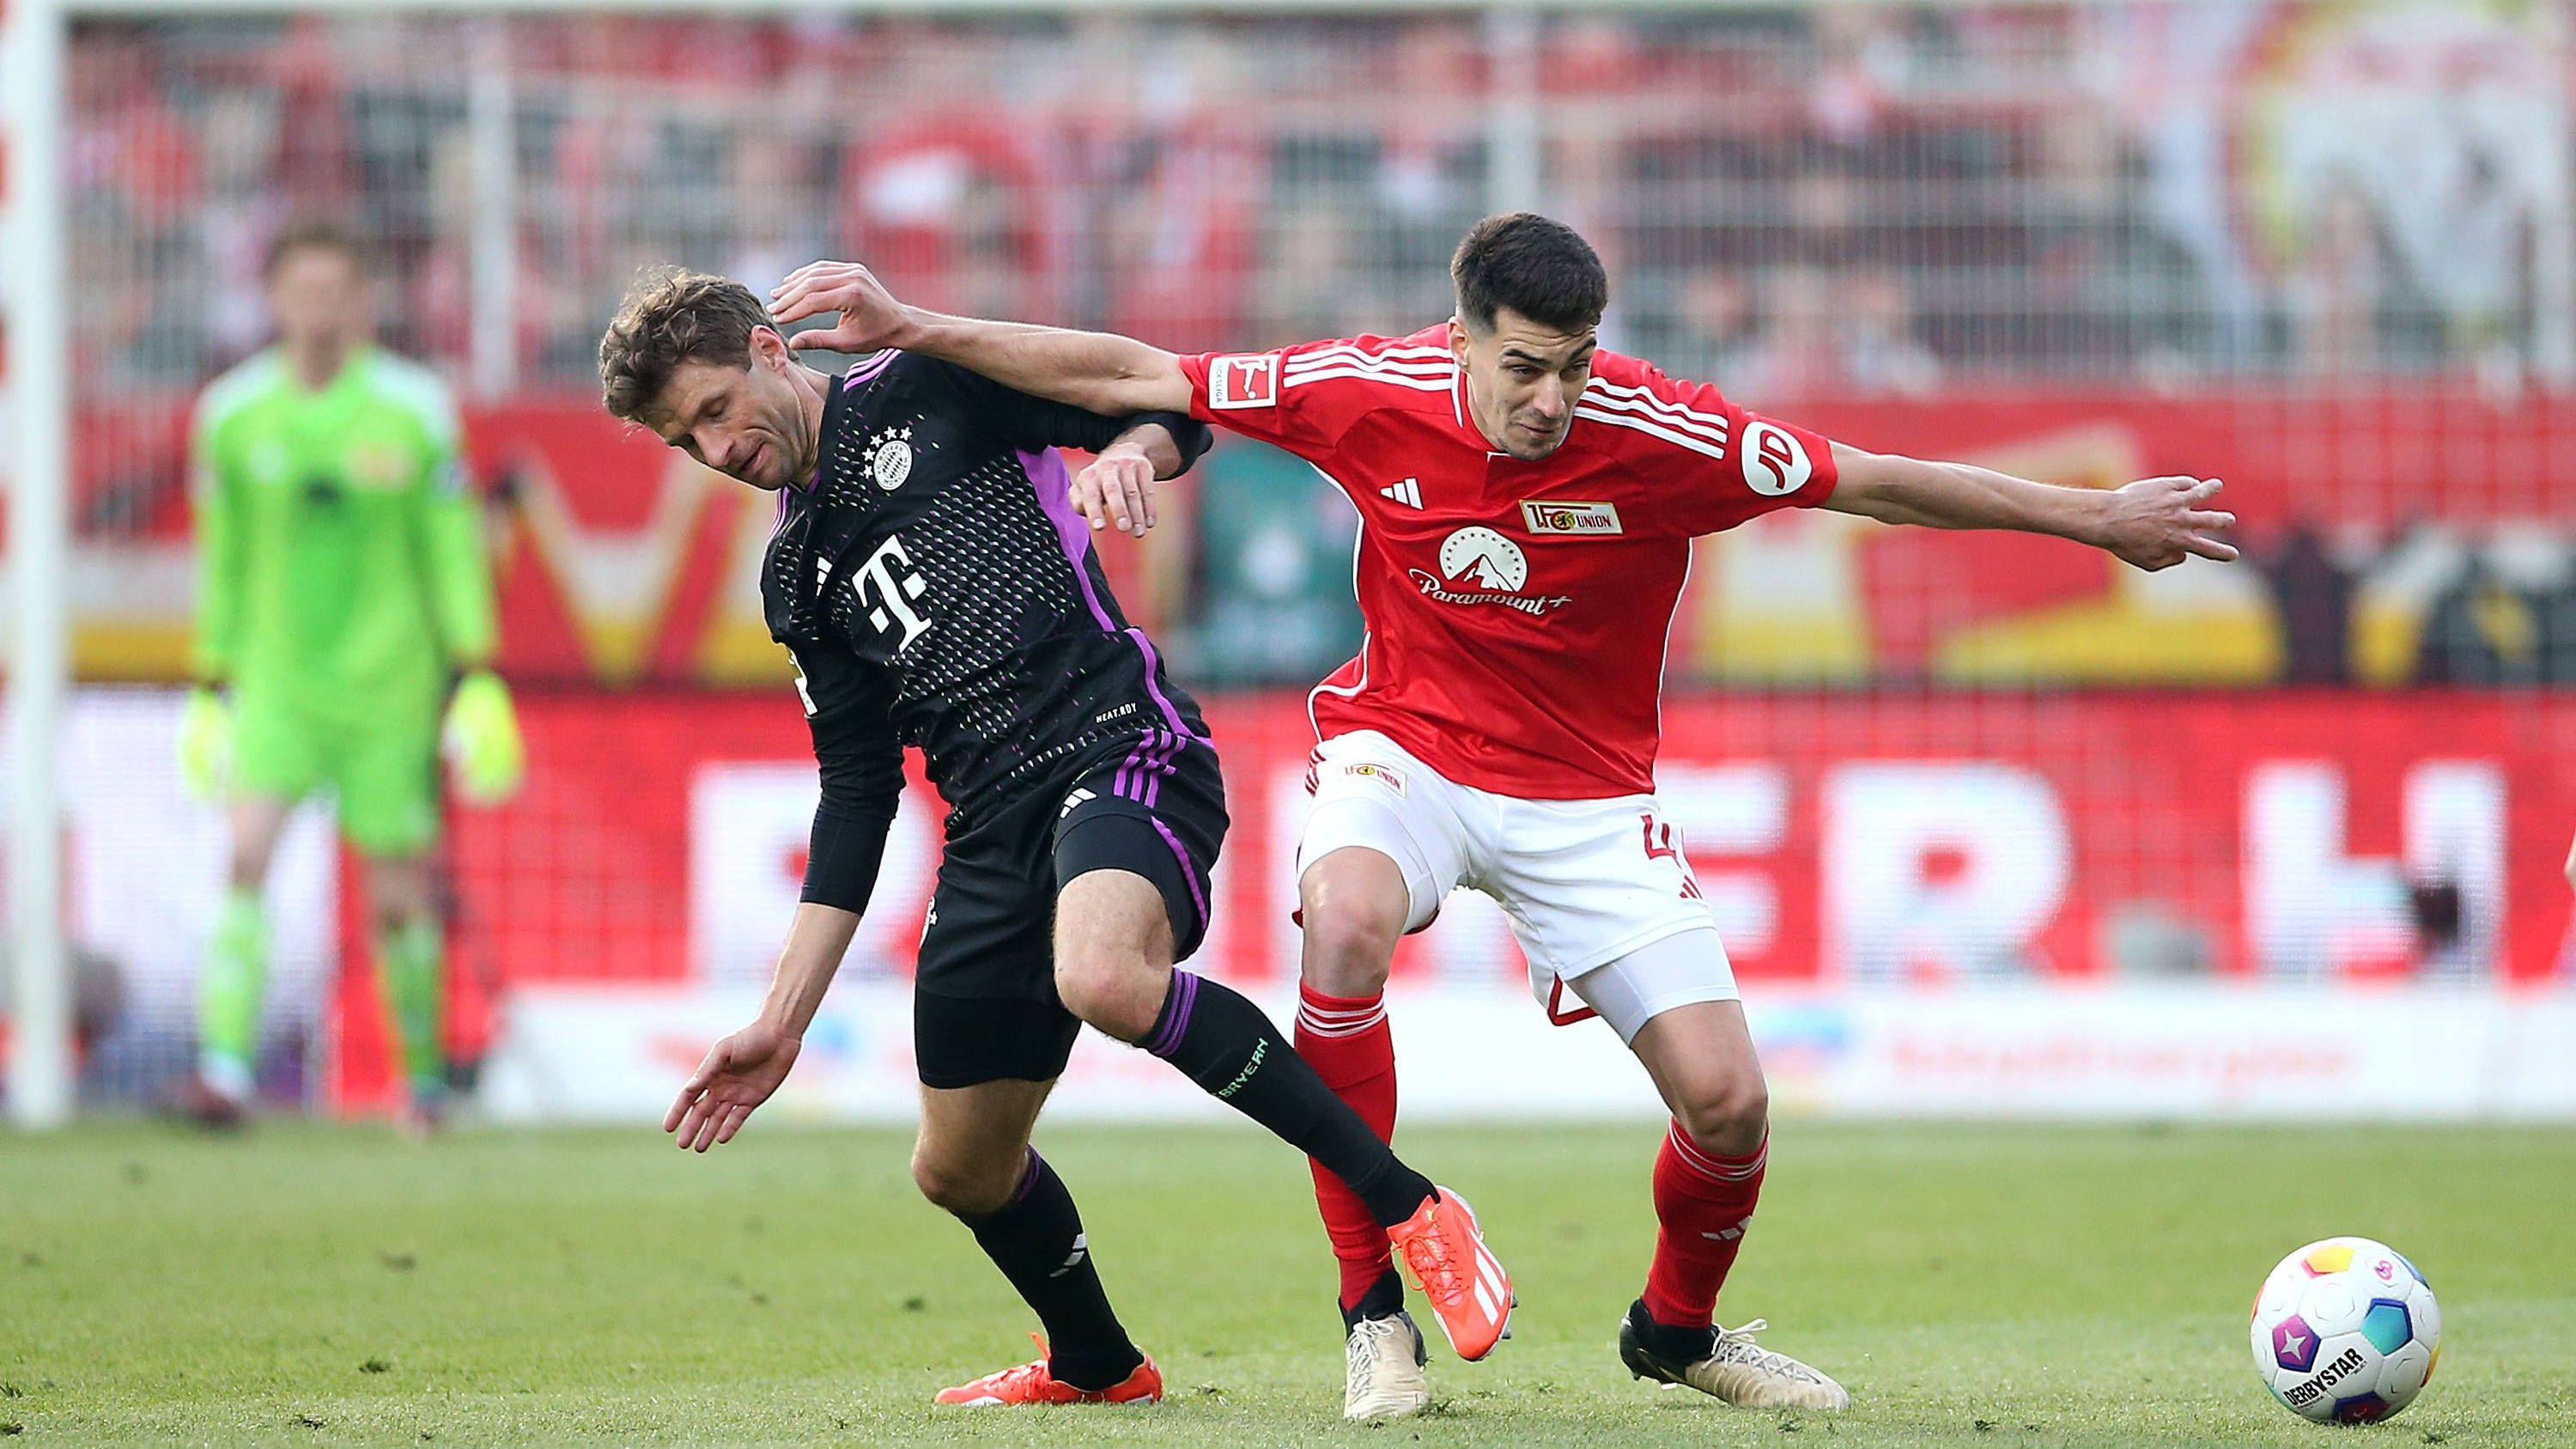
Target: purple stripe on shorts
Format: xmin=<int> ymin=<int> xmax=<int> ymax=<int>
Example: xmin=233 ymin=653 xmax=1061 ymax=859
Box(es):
xmin=1144 ymin=969 xmax=1202 ymax=1059
xmin=1018 ymin=447 xmax=1209 ymax=744
xmin=1119 ymin=734 xmax=1148 ymax=806
xmin=1146 ymin=733 xmax=1176 ymax=808
xmin=1151 ymin=816 xmax=1208 ymax=931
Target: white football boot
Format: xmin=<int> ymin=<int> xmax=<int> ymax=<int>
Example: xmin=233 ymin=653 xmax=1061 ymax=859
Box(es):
xmin=1343 ymin=1310 xmax=1433 ymax=1421
xmin=1619 ymin=1301 xmax=1849 ymax=1411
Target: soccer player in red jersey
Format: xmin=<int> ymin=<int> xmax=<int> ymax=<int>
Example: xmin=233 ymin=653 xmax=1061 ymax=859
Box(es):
xmin=770 ymin=214 xmax=2237 ymax=1420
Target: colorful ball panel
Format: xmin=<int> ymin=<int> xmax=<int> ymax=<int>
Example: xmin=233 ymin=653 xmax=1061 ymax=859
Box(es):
xmin=2269 ymin=1313 xmax=2322 ymax=1373
xmin=2360 ymin=1299 xmax=2413 ymax=1355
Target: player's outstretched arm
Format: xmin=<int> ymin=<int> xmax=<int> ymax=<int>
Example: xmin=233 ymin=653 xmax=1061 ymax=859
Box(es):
xmin=769 ymin=260 xmax=1193 ymax=417
xmin=665 ymin=901 xmax=860 ymax=1152
xmin=1823 ymin=445 xmax=2239 ymax=572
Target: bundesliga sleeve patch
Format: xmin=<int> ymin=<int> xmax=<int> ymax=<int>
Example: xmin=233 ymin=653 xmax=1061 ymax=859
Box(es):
xmin=1206 ymin=353 xmax=1280 ymax=411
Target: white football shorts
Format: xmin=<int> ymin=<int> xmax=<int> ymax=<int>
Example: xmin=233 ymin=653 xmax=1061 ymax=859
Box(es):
xmin=1296 ymin=729 xmax=1740 ymax=1039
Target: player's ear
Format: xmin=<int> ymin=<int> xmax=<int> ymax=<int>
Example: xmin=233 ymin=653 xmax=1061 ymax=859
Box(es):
xmin=1448 ymin=317 xmax=1473 ymax=363
xmin=748 ymin=326 xmax=789 ymax=369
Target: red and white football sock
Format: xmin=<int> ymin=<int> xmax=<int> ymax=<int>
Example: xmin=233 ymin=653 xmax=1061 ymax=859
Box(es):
xmin=1293 ymin=982 xmax=1400 ymax=1312
xmin=1642 ymin=1120 xmax=1767 ymax=1330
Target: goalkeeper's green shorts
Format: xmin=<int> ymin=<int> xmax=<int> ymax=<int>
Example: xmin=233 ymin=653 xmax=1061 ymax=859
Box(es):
xmin=231 ymin=692 xmax=441 ymax=856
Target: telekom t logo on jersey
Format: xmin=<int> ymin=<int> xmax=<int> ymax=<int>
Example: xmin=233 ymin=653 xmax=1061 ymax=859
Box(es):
xmin=851 ymin=535 xmax=932 ymax=653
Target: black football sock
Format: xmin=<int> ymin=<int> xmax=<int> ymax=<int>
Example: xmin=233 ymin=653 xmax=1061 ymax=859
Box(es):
xmin=1340 ymin=1267 xmax=1407 ymax=1331
xmin=1141 ymin=971 xmax=1437 ymax=1228
xmin=958 ymin=1148 xmax=1142 ymax=1391
xmin=1630 ymin=1297 xmax=1720 ymax=1364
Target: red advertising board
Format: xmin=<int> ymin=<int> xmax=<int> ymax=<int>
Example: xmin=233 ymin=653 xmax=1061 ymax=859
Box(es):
xmin=428 ymin=689 xmax=2575 ymax=995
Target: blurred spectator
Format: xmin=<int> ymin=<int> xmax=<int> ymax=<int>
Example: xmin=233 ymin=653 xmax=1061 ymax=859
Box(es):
xmin=2417 ymin=557 xmax=2544 ymax=687
xmin=2285 ymin=177 xmax=2388 ymax=378
xmin=2259 ymin=522 xmax=2354 ymax=685
xmin=1671 ymin=271 xmax=1760 ymax=387
xmin=1733 ymin=265 xmax=1938 ymax=399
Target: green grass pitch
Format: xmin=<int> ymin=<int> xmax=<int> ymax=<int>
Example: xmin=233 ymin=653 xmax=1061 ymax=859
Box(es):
xmin=5 ymin=1119 xmax=2572 ymax=1446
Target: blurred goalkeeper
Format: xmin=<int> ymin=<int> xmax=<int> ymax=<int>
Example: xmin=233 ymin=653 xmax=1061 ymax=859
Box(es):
xmin=173 ymin=221 xmax=522 ymax=1131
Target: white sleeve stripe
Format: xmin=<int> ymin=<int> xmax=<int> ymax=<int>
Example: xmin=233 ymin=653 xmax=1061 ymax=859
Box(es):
xmin=1283 ymin=367 xmax=1455 ymax=393
xmin=1572 ymin=405 xmax=1730 ymax=461
xmin=1583 ymin=379 xmax=1733 ymax=444
xmin=1284 ymin=355 xmax=1454 ymax=381
xmin=1582 ymin=396 xmax=1728 ymax=454
xmin=1283 ymin=343 xmax=1454 ymax=372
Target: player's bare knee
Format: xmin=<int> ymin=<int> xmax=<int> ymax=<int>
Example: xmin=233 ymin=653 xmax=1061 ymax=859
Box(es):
xmin=1052 ymin=949 xmax=1162 ymax=1043
xmin=910 ymin=1143 xmax=1017 ymax=1217
xmin=1674 ymin=1071 xmax=1769 ymax=1157
xmin=1297 ymin=869 xmax=1406 ymax=995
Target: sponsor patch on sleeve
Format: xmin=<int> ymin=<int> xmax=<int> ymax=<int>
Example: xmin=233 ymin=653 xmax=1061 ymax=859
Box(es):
xmin=1343 ymin=761 xmax=1407 ymax=795
xmin=1520 ymin=499 xmax=1624 ymax=535
xmin=1206 ymin=353 xmax=1280 ymax=411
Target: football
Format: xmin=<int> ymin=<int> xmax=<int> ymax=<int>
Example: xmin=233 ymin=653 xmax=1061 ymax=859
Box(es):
xmin=2251 ymin=1237 xmax=2442 ymax=1424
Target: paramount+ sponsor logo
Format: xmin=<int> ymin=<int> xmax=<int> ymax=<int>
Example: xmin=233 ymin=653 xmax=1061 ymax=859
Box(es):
xmin=2282 ymin=1346 xmax=2370 ymax=1409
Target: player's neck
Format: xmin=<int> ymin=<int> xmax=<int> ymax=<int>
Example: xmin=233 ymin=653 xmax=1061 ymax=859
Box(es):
xmin=284 ymin=338 xmax=355 ymax=392
xmin=787 ymin=363 xmax=831 ymax=482
xmin=1459 ymin=373 xmax=1510 ymax=454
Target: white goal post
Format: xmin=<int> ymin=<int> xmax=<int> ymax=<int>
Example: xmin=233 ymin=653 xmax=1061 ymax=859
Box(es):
xmin=3 ymin=0 xmax=72 ymax=1129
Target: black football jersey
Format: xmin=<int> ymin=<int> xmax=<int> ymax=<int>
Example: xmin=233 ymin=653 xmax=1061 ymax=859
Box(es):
xmin=767 ymin=352 xmax=1212 ymax=910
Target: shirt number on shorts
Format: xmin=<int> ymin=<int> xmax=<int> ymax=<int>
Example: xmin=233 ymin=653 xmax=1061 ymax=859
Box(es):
xmin=1641 ymin=814 xmax=1704 ymax=901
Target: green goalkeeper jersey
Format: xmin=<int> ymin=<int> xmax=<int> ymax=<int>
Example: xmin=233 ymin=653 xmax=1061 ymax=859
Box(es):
xmin=190 ymin=346 xmax=495 ymax=725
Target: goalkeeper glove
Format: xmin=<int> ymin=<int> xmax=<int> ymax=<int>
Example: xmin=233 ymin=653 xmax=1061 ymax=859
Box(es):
xmin=443 ymin=669 xmax=526 ymax=806
xmin=178 ymin=685 xmax=232 ymax=801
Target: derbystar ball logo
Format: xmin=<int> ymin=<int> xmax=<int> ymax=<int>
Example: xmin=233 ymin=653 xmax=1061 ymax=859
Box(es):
xmin=2282 ymin=1346 xmax=2370 ymax=1409
xmin=1408 ymin=527 xmax=1571 ymax=616
xmin=1521 ymin=499 xmax=1623 ymax=535
xmin=1206 ymin=354 xmax=1279 ymax=411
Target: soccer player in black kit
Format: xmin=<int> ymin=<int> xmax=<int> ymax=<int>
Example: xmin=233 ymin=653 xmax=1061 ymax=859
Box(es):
xmin=598 ymin=270 xmax=1513 ymax=1409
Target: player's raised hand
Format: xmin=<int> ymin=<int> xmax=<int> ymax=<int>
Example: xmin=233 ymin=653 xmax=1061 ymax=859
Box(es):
xmin=664 ymin=1018 xmax=801 ymax=1153
xmin=769 ymin=261 xmax=910 ymax=355
xmin=1072 ymin=447 xmax=1159 ymax=537
xmin=2096 ymin=475 xmax=2239 ymax=571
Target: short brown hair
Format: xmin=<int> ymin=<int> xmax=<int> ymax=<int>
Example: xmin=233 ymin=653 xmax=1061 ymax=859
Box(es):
xmin=264 ymin=218 xmax=369 ymax=281
xmin=598 ymin=267 xmax=775 ymax=423
xmin=1450 ymin=212 xmax=1608 ymax=335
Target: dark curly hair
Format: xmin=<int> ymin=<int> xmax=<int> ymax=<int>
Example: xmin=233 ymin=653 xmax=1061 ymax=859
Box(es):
xmin=598 ymin=266 xmax=775 ymax=423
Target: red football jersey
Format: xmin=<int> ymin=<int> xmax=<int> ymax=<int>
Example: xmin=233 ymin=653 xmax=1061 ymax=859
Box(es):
xmin=1181 ymin=326 xmax=1838 ymax=800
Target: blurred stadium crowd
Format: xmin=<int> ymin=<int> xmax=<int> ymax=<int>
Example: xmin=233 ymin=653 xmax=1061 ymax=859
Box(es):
xmin=71 ymin=7 xmax=2567 ymax=389
xmin=57 ymin=2 xmax=2576 ymax=689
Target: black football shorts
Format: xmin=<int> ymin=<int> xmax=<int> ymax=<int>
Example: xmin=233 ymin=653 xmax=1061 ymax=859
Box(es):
xmin=912 ymin=731 xmax=1228 ymax=1090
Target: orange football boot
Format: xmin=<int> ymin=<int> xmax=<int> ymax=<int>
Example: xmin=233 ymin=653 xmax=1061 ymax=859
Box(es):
xmin=1387 ymin=1187 xmax=1515 ymax=1361
xmin=933 ymin=1336 xmax=1163 ymax=1407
